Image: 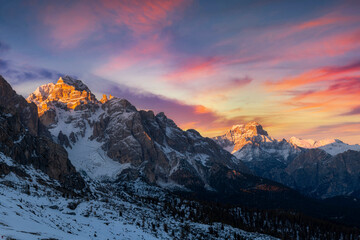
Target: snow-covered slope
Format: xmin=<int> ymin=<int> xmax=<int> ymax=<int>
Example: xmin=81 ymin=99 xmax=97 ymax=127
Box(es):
xmin=0 ymin=153 xmax=276 ymax=240
xmin=289 ymin=137 xmax=360 ymax=155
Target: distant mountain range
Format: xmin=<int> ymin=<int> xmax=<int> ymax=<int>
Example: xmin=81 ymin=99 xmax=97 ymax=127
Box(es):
xmin=213 ymin=122 xmax=360 ymax=198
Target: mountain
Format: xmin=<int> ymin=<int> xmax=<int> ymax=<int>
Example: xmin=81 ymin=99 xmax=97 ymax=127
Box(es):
xmin=290 ymin=136 xmax=360 ymax=155
xmin=286 ymin=149 xmax=360 ymax=198
xmin=213 ymin=122 xmax=300 ymax=187
xmin=0 ymin=75 xmax=85 ymax=192
xmin=1 ymin=75 xmax=359 ymax=239
xmin=27 ymin=76 xmax=281 ymax=195
xmin=214 ymin=123 xmax=360 ymax=199
xmin=1 ymin=75 xmax=286 ymax=240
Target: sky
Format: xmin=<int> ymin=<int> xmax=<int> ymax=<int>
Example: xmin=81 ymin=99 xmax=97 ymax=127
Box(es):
xmin=0 ymin=0 xmax=360 ymax=143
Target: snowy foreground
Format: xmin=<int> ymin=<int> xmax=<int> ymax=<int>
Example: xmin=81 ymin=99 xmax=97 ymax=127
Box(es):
xmin=0 ymin=157 xmax=276 ymax=240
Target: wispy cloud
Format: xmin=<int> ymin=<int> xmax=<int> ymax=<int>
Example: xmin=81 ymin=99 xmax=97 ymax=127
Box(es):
xmin=40 ymin=0 xmax=190 ymax=49
xmin=341 ymin=106 xmax=360 ymax=116
xmin=268 ymin=60 xmax=360 ymax=90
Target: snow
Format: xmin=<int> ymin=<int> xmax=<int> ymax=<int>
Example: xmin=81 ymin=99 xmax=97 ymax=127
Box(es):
xmin=319 ymin=141 xmax=360 ymax=156
xmin=48 ymin=107 xmax=131 ymax=180
xmin=0 ymin=152 xmax=15 ymax=166
xmin=290 ymin=137 xmax=360 ymax=155
xmin=0 ymin=185 xmax=158 ymax=240
xmin=0 ymin=162 xmax=277 ymax=240
xmin=67 ymin=134 xmax=131 ymax=180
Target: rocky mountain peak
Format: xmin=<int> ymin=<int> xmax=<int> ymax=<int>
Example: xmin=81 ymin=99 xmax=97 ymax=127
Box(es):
xmin=27 ymin=76 xmax=98 ymax=126
xmin=230 ymin=121 xmax=268 ymax=137
xmin=213 ymin=121 xmax=272 ymax=154
xmin=100 ymin=94 xmax=114 ymax=104
xmin=57 ymin=75 xmax=91 ymax=92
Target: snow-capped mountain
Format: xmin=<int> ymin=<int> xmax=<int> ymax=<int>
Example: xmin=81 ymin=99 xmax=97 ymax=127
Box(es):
xmin=213 ymin=122 xmax=300 ymax=187
xmin=289 ymin=137 xmax=360 ymax=155
xmin=26 ymin=76 xmax=264 ymax=193
xmin=214 ymin=123 xmax=360 ymax=198
xmin=213 ymin=122 xmax=300 ymax=163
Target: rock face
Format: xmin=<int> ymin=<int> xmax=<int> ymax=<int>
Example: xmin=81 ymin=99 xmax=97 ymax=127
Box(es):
xmin=213 ymin=122 xmax=270 ymax=153
xmin=286 ymin=149 xmax=360 ymax=198
xmin=213 ymin=122 xmax=300 ymax=187
xmin=27 ymin=76 xmax=297 ymax=195
xmin=27 ymin=76 xmax=98 ymax=126
xmin=0 ymin=75 xmax=85 ymax=191
xmin=0 ymin=76 xmax=39 ymax=136
xmin=214 ymin=123 xmax=360 ymax=198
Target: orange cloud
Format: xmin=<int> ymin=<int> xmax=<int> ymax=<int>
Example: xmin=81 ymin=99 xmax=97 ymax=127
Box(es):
xmin=283 ymin=75 xmax=360 ymax=117
xmin=194 ymin=105 xmax=212 ymax=114
xmin=269 ymin=60 xmax=360 ymax=90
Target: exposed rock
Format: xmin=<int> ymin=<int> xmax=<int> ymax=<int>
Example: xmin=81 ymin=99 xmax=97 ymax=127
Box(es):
xmin=58 ymin=131 xmax=71 ymax=148
xmin=286 ymin=149 xmax=360 ymax=198
xmin=27 ymin=76 xmax=98 ymax=126
xmin=0 ymin=75 xmax=39 ymax=136
xmin=213 ymin=122 xmax=299 ymax=185
xmin=0 ymin=75 xmax=85 ymax=191
xmin=100 ymin=94 xmax=108 ymax=103
xmin=215 ymin=122 xmax=360 ymax=198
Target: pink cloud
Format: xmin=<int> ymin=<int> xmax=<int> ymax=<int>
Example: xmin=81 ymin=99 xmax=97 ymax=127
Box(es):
xmin=40 ymin=0 xmax=191 ymax=49
xmin=268 ymin=60 xmax=360 ymax=91
xmin=42 ymin=3 xmax=99 ymax=48
xmin=96 ymin=34 xmax=170 ymax=74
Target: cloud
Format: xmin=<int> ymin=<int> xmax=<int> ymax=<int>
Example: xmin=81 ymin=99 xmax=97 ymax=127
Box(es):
xmin=268 ymin=60 xmax=360 ymax=90
xmin=95 ymin=33 xmax=171 ymax=74
xmin=341 ymin=106 xmax=360 ymax=116
xmin=212 ymin=13 xmax=360 ymax=70
xmin=40 ymin=0 xmax=191 ymax=49
xmin=301 ymin=122 xmax=360 ymax=137
xmin=0 ymin=64 xmax=63 ymax=84
xmin=164 ymin=56 xmax=222 ymax=83
xmin=193 ymin=76 xmax=252 ymax=100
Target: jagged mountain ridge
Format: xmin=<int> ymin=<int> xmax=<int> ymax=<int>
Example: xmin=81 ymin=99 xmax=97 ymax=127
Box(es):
xmin=213 ymin=122 xmax=300 ymax=163
xmin=27 ymin=76 xmax=267 ymax=193
xmin=286 ymin=149 xmax=360 ymax=198
xmin=290 ymin=136 xmax=360 ymax=156
xmin=213 ymin=122 xmax=300 ymax=188
xmin=214 ymin=123 xmax=360 ymax=198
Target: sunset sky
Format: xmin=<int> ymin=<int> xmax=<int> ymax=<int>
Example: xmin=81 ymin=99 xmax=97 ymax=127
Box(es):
xmin=1 ymin=0 xmax=360 ymax=143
